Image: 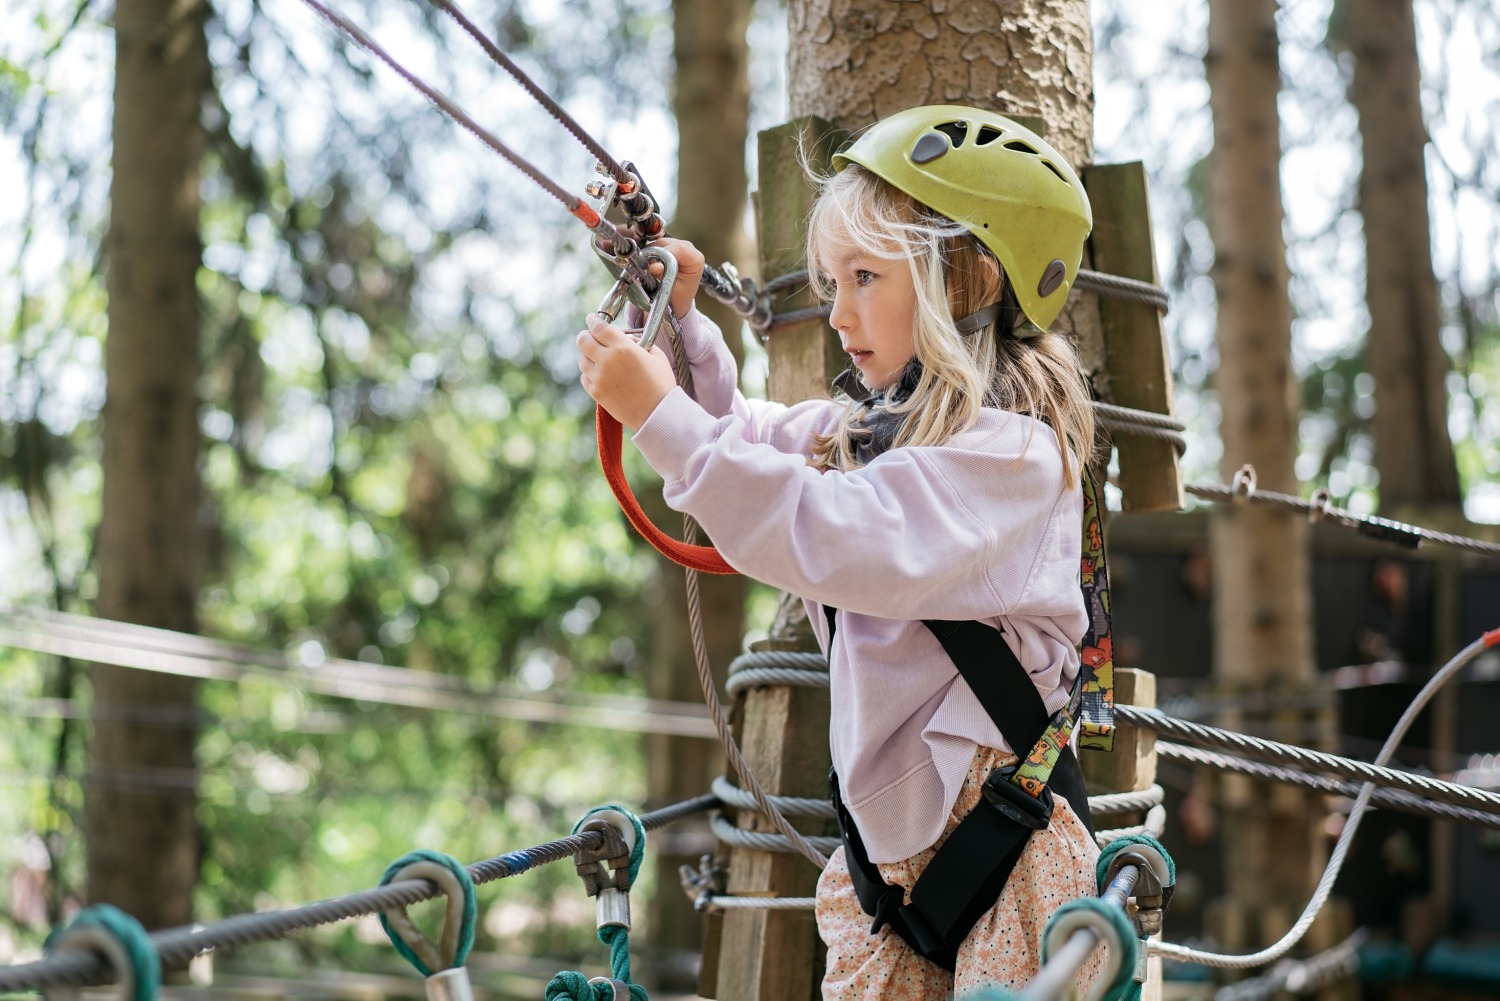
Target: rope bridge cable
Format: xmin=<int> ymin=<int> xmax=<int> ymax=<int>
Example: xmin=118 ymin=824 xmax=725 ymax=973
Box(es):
xmin=1212 ymin=930 xmax=1369 ymax=1001
xmin=1145 ymin=630 xmax=1496 ymax=970
xmin=1157 ymin=742 xmax=1500 ymax=831
xmin=1185 ymin=477 xmax=1500 ymax=558
xmin=0 ymin=607 xmax=717 ymax=739
xmin=1114 ymin=704 xmax=1500 ymax=816
xmin=0 ymin=795 xmax=720 ymax=995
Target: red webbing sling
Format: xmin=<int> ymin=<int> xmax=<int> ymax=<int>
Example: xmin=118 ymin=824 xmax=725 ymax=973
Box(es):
xmin=595 ymin=405 xmax=738 ymax=575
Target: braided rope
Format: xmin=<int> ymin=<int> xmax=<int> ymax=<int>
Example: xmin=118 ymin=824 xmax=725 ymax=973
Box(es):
xmin=1186 ymin=478 xmax=1500 ymax=557
xmin=1073 ymin=268 xmax=1171 ymax=311
xmin=728 ymin=650 xmax=830 ymax=673
xmin=1148 ymin=633 xmax=1493 ymax=969
xmin=0 ymin=796 xmax=720 ymax=993
xmin=710 ymin=776 xmax=837 ymax=819
xmin=1115 ymin=705 xmax=1500 ymax=816
xmin=1088 ymin=784 xmax=1166 ymax=817
xmin=725 ymin=667 xmax=832 ymax=698
xmin=708 ymin=813 xmax=841 ymax=856
xmin=1158 ymin=743 xmax=1500 ymax=830
xmin=1094 ymin=804 xmax=1168 ymax=847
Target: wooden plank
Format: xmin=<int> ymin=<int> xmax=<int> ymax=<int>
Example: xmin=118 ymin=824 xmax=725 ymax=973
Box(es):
xmin=1081 ymin=667 xmax=1157 ymax=798
xmin=713 ymin=655 xmax=831 ymax=1001
xmin=708 ymin=118 xmax=843 ymax=1001
xmin=759 ymin=117 xmax=848 ymax=405
xmin=1081 ymin=163 xmax=1185 ymax=513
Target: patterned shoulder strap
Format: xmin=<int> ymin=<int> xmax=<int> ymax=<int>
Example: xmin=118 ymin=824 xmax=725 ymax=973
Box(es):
xmin=1076 ymin=467 xmax=1117 ymax=753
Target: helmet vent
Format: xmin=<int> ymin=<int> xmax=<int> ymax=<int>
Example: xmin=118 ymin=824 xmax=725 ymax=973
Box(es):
xmin=934 ymin=121 xmax=968 ymax=147
xmin=976 ymin=125 xmax=1004 ymax=146
xmin=1039 ymin=159 xmax=1068 ymax=184
xmin=1003 ymin=139 xmax=1038 ymax=155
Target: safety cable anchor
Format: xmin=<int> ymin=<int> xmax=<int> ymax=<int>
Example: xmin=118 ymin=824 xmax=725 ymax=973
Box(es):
xmin=678 ymin=853 xmax=727 ymax=913
xmin=1102 ymin=846 xmax=1174 ymax=938
xmin=574 ymin=813 xmax=637 ymax=931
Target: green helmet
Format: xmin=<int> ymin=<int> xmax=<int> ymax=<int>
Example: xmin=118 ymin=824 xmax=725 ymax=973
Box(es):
xmin=832 ymin=105 xmax=1092 ymax=332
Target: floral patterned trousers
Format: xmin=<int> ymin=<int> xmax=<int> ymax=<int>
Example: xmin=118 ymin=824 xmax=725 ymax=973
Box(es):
xmin=815 ymin=747 xmax=1103 ymax=1000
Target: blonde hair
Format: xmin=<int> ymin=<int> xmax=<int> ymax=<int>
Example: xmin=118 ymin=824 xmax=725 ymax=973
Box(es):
xmin=805 ymin=166 xmax=1097 ymax=485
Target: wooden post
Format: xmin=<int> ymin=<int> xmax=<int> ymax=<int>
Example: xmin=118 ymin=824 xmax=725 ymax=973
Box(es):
xmin=706 ymin=117 xmax=844 ymax=1001
xmin=761 ymin=117 xmax=848 ymax=404
xmin=1081 ymin=162 xmax=1185 ymax=514
xmin=1082 ymin=667 xmax=1163 ymax=1001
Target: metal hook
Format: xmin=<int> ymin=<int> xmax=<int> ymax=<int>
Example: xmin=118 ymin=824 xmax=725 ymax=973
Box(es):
xmin=1231 ymin=464 xmax=1258 ymax=502
xmin=595 ymin=245 xmax=678 ymax=352
xmin=45 ymin=926 xmax=137 ymax=1001
xmin=382 ymin=860 xmax=469 ymax=975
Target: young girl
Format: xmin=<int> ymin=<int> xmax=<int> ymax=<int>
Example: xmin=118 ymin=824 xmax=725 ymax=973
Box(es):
xmin=576 ymin=105 xmax=1102 ymax=998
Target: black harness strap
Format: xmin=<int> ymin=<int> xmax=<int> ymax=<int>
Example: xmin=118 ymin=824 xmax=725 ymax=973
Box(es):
xmin=825 ymin=606 xmax=1093 ymax=971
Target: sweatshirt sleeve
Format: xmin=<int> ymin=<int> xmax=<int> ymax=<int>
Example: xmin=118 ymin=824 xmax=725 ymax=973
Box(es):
xmin=632 ymin=390 xmax=1074 ymax=621
xmin=627 ymin=305 xmax=741 ymax=418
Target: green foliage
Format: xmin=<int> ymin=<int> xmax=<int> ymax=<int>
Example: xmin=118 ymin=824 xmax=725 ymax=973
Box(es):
xmin=0 ymin=0 xmax=681 ymax=977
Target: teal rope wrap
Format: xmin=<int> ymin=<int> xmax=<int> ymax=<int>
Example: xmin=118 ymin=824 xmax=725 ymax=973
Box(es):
xmin=1042 ymin=898 xmax=1139 ymax=1001
xmin=545 ymin=806 xmax=650 ymax=1001
xmin=378 ymin=849 xmax=478 ymax=977
xmin=1094 ymin=833 xmax=1176 ymax=891
xmin=1091 ymin=833 xmax=1174 ymax=1001
xmin=46 ymin=904 xmax=161 ymax=1001
xmin=956 ymin=988 xmax=1023 ymax=1000
xmin=572 ymin=804 xmax=647 ymax=884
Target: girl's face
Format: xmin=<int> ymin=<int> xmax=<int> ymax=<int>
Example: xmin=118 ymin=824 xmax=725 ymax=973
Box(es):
xmin=821 ymin=245 xmax=918 ymax=392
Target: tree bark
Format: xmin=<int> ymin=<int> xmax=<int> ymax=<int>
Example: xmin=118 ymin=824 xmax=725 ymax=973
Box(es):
xmin=643 ymin=0 xmax=753 ymax=981
xmin=1338 ymin=0 xmax=1461 ymax=511
xmin=89 ymin=0 xmax=207 ymax=931
xmin=787 ymin=0 xmax=1103 ymax=374
xmin=1205 ymin=0 xmax=1328 ymax=964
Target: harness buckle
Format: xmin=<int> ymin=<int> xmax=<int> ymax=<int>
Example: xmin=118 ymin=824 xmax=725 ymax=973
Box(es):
xmin=981 ymin=766 xmax=1054 ymax=831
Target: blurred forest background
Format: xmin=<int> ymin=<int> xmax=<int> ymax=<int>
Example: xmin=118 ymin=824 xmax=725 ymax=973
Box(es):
xmin=1 ymin=0 xmax=1498 ymax=997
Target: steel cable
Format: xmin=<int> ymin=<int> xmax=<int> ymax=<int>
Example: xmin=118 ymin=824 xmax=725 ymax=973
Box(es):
xmin=1186 ymin=479 xmax=1500 ymax=557
xmin=1115 ymin=703 xmax=1500 ymax=816
xmin=0 ymin=796 xmax=720 ymax=993
xmin=1147 ymin=631 xmax=1497 ymax=969
xmin=1159 ymin=742 xmax=1500 ymax=830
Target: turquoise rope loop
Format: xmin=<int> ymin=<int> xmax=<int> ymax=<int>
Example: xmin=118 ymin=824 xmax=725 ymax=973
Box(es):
xmin=545 ymin=806 xmax=650 ymax=1001
xmin=1041 ymin=897 xmax=1139 ymax=1001
xmin=571 ymin=804 xmax=647 ymax=886
xmin=1094 ymin=833 xmax=1176 ymax=894
xmin=956 ymin=989 xmax=1023 ymax=1001
xmin=378 ymin=849 xmax=478 ymax=978
xmin=45 ymin=904 xmax=161 ymax=1001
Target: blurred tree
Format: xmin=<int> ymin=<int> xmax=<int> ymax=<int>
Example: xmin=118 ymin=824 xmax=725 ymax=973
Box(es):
xmin=641 ymin=0 xmax=752 ymax=979
xmin=1330 ymin=0 xmax=1462 ymax=514
xmin=86 ymin=0 xmax=209 ymax=930
xmin=1204 ymin=0 xmax=1331 ymax=972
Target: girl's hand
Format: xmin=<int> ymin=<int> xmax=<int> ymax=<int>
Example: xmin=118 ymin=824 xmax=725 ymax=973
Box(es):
xmin=646 ymin=237 xmax=705 ymax=319
xmin=577 ymin=312 xmax=678 ymax=431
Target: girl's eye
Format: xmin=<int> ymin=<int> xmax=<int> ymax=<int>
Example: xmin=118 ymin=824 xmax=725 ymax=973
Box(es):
xmin=854 ymin=270 xmax=876 ymax=287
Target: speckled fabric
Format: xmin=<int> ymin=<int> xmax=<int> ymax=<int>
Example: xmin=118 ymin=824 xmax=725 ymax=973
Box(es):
xmin=816 ymin=746 xmax=1103 ymax=1000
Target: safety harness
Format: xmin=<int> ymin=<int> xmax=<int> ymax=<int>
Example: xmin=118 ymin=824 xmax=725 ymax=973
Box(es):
xmin=825 ymin=416 xmax=1118 ymax=971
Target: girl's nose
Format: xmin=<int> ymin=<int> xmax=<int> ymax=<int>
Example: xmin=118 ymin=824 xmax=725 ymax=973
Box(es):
xmin=829 ymin=286 xmax=854 ymax=332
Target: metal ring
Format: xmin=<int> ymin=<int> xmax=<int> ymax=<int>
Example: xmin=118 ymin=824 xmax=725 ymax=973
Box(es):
xmin=587 ymin=976 xmax=631 ymax=1001
xmin=1231 ymin=464 xmax=1258 ymax=501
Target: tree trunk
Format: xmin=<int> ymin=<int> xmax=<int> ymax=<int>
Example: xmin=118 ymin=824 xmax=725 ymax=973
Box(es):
xmin=643 ymin=0 xmax=753 ymax=984
xmin=787 ymin=0 xmax=1103 ymax=374
xmin=1205 ymin=0 xmax=1330 ymax=968
xmin=1338 ymin=0 xmax=1461 ymax=512
xmin=88 ymin=0 xmax=207 ymax=932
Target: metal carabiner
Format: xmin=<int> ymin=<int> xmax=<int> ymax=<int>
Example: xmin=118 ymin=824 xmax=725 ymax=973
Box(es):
xmin=595 ymin=245 xmax=678 ymax=352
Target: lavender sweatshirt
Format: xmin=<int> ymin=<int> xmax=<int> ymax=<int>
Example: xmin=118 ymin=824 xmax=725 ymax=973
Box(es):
xmin=632 ymin=309 xmax=1087 ymax=864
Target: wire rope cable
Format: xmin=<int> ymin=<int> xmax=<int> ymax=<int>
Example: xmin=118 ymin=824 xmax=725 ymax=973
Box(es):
xmin=0 ymin=795 xmax=720 ymax=994
xmin=1114 ymin=705 xmax=1500 ymax=816
xmin=1147 ymin=629 xmax=1498 ymax=969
